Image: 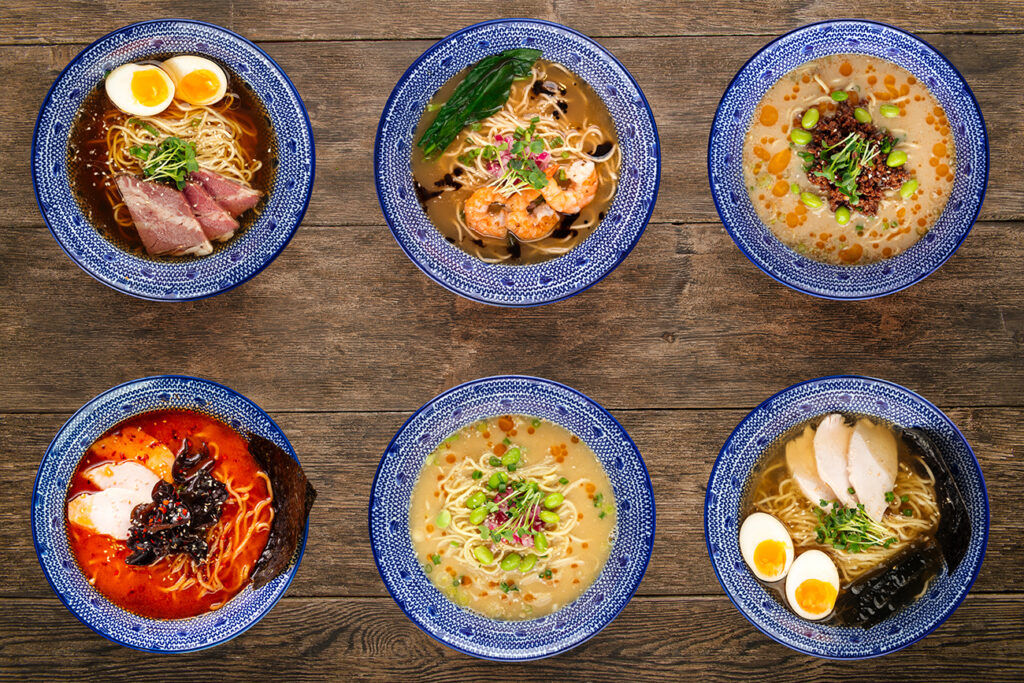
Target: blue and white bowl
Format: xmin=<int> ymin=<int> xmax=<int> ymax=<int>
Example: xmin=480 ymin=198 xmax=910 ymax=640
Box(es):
xmin=32 ymin=375 xmax=308 ymax=652
xmin=370 ymin=376 xmax=655 ymax=660
xmin=375 ymin=19 xmax=660 ymax=307
xmin=32 ymin=20 xmax=315 ymax=301
xmin=709 ymin=20 xmax=988 ymax=299
xmin=705 ymin=375 xmax=988 ymax=658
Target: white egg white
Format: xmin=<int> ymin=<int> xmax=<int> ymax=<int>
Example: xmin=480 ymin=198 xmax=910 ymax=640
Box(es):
xmin=784 ymin=549 xmax=840 ymax=620
xmin=738 ymin=511 xmax=794 ymax=582
xmin=161 ymin=55 xmax=227 ymax=106
xmin=104 ymin=63 xmax=175 ymax=116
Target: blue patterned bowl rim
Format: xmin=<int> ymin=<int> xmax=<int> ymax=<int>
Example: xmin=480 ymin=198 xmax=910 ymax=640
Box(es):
xmin=369 ymin=375 xmax=656 ymax=660
xmin=375 ymin=18 xmax=660 ymax=307
xmin=704 ymin=375 xmax=989 ymax=659
xmin=708 ymin=20 xmax=988 ymax=300
xmin=31 ymin=19 xmax=316 ymax=301
xmin=31 ymin=375 xmax=308 ymax=652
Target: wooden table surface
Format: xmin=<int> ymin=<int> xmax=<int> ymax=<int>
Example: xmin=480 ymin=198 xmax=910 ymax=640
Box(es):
xmin=1 ymin=1 xmax=1022 ymax=680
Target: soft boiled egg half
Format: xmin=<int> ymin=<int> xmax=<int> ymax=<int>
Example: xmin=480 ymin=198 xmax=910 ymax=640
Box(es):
xmin=161 ymin=56 xmax=228 ymax=106
xmin=105 ymin=63 xmax=175 ymax=116
xmin=785 ymin=549 xmax=840 ymax=620
xmin=739 ymin=512 xmax=794 ymax=582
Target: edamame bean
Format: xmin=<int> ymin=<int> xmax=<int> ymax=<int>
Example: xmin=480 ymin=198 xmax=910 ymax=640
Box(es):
xmin=487 ymin=472 xmax=501 ymax=490
xmin=830 ymin=90 xmax=848 ymax=102
xmin=534 ymin=532 xmax=549 ymax=553
xmin=854 ymin=107 xmax=872 ymax=124
xmin=835 ymin=206 xmax=851 ymax=225
xmin=500 ymin=553 xmax=522 ymax=571
xmin=801 ymin=108 xmax=819 ymax=129
xmin=539 ymin=510 xmax=560 ymax=524
xmin=800 ymin=192 xmax=824 ymax=209
xmin=465 ymin=491 xmax=486 ymax=509
xmin=473 ymin=545 xmax=495 ymax=564
xmin=436 ymin=509 xmax=452 ymax=529
xmin=501 ymin=447 xmax=521 ymax=467
xmin=899 ymin=178 xmax=919 ymax=199
xmin=886 ymin=150 xmax=907 ymax=167
xmin=469 ymin=506 xmax=488 ymax=525
xmin=790 ymin=183 xmax=800 ymax=194
xmin=789 ymin=129 xmax=812 ymax=145
xmin=543 ymin=492 xmax=564 ymax=509
xmin=880 ymin=104 xmax=900 ymax=118
xmin=519 ymin=554 xmax=538 ymax=572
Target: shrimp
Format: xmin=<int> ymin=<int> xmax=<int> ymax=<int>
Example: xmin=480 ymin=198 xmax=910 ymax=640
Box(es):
xmin=463 ymin=186 xmax=513 ymax=238
xmin=508 ymin=190 xmax=560 ymax=241
xmin=540 ymin=160 xmax=598 ymax=214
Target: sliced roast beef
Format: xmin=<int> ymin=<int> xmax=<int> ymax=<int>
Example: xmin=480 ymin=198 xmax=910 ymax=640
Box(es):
xmin=114 ymin=175 xmax=212 ymax=256
xmin=183 ymin=181 xmax=239 ymax=242
xmin=189 ymin=169 xmax=262 ymax=217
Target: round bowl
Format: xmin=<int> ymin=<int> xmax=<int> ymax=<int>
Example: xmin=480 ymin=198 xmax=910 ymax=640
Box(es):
xmin=375 ymin=19 xmax=660 ymax=307
xmin=32 ymin=20 xmax=315 ymax=301
xmin=705 ymin=375 xmax=988 ymax=658
xmin=32 ymin=375 xmax=308 ymax=652
xmin=369 ymin=375 xmax=655 ymax=660
xmin=708 ymin=20 xmax=988 ymax=299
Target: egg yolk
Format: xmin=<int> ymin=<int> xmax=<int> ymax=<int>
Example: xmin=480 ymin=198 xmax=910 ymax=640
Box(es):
xmin=753 ymin=539 xmax=787 ymax=578
xmin=795 ymin=579 xmax=838 ymax=615
xmin=130 ymin=68 xmax=169 ymax=107
xmin=177 ymin=69 xmax=221 ymax=104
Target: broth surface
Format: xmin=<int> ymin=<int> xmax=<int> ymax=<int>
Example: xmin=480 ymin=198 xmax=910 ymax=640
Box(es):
xmin=743 ymin=54 xmax=954 ymax=264
xmin=409 ymin=415 xmax=616 ymax=620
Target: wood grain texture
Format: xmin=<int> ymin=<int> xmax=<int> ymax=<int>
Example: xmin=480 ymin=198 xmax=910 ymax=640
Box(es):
xmin=2 ymin=408 xmax=1019 ymax=600
xmin=3 ymin=34 xmax=1023 ymax=229
xmin=2 ymin=595 xmax=1023 ymax=682
xmin=1 ymin=1 xmax=1022 ymax=679
xmin=3 ymin=1 xmax=1024 ymax=43
xmin=1 ymin=221 xmax=1021 ymax=414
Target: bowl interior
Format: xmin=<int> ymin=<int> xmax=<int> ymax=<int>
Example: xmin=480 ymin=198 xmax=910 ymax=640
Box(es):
xmin=709 ymin=20 xmax=987 ymax=299
xmin=705 ymin=376 xmax=988 ymax=658
xmin=32 ymin=20 xmax=315 ymax=301
xmin=32 ymin=375 xmax=306 ymax=652
xmin=376 ymin=19 xmax=659 ymax=306
xmin=370 ymin=376 xmax=655 ymax=660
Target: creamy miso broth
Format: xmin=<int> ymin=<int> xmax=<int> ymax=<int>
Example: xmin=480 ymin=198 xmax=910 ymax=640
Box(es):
xmin=409 ymin=415 xmax=616 ymax=620
xmin=743 ymin=54 xmax=955 ymax=265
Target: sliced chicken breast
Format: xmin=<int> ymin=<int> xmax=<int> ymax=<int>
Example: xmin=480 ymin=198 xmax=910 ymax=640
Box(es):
xmin=813 ymin=414 xmax=857 ymax=507
xmin=67 ymin=488 xmax=151 ymax=540
xmin=785 ymin=425 xmax=837 ymax=506
xmin=83 ymin=460 xmax=160 ymax=497
xmin=848 ymin=418 xmax=899 ymax=522
xmin=87 ymin=426 xmax=176 ymax=483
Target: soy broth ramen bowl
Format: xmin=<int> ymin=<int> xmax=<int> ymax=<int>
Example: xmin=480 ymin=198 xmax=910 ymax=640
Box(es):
xmin=709 ymin=20 xmax=987 ymax=299
xmin=369 ymin=376 xmax=655 ymax=660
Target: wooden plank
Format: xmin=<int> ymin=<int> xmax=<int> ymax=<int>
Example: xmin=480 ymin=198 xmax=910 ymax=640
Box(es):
xmin=3 ymin=34 xmax=1022 ymax=228
xmin=1 ymin=595 xmax=1021 ymax=680
xmin=3 ymin=1 xmax=1024 ymax=44
xmin=0 ymin=221 xmax=1020 ymax=414
xmin=2 ymin=408 xmax=1019 ymax=599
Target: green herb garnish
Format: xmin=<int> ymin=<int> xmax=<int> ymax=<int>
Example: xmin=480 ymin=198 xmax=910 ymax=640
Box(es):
xmin=814 ymin=501 xmax=896 ymax=553
xmin=129 ymin=136 xmax=199 ymax=190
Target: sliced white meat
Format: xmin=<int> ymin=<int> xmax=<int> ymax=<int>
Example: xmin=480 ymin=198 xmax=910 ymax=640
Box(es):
xmin=189 ymin=169 xmax=262 ymax=217
xmin=813 ymin=414 xmax=857 ymax=507
xmin=67 ymin=488 xmax=150 ymax=540
xmin=115 ymin=175 xmax=212 ymax=256
xmin=848 ymin=419 xmax=900 ymax=522
xmin=785 ymin=425 xmax=837 ymax=506
xmin=83 ymin=461 xmax=160 ymax=497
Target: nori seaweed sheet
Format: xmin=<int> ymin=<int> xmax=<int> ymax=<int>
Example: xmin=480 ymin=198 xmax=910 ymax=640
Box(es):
xmin=248 ymin=434 xmax=317 ymax=589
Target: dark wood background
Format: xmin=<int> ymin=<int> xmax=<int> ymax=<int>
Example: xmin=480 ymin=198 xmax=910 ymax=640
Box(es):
xmin=1 ymin=1 xmax=1022 ymax=680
